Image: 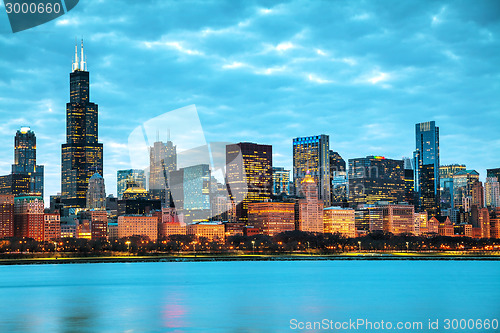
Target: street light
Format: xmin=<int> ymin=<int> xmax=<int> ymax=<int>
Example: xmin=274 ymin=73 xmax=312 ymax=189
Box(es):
xmin=125 ymin=240 xmax=131 ymax=253
xmin=251 ymin=240 xmax=255 ymax=255
xmin=358 ymin=241 xmax=362 ymax=252
xmin=406 ymin=241 xmax=409 ymax=252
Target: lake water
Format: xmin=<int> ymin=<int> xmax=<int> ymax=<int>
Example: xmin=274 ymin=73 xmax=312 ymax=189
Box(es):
xmin=0 ymin=260 xmax=499 ymax=332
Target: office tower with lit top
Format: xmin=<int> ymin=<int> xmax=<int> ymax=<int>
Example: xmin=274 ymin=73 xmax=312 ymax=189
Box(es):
xmin=117 ymin=169 xmax=146 ymax=199
xmin=293 ymin=135 xmax=331 ymax=207
xmin=11 ymin=127 xmax=44 ymax=196
xmin=226 ymin=142 xmax=272 ymax=223
xmin=414 ymin=121 xmax=440 ymax=217
xmin=61 ymin=41 xmax=103 ymax=208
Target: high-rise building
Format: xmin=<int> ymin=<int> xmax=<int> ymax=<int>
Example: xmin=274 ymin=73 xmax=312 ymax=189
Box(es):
xmin=439 ymin=164 xmax=466 ymax=210
xmin=272 ymin=167 xmax=290 ymax=195
xmin=0 ymin=195 xmax=14 ymax=238
xmin=86 ymin=173 xmax=106 ymax=210
xmin=354 ymin=207 xmax=384 ymax=232
xmin=293 ymin=135 xmax=330 ymax=206
xmin=329 ymin=151 xmax=346 ymax=172
xmin=453 ymin=170 xmax=480 ymax=212
xmin=11 ymin=127 xmax=44 ymax=196
xmin=226 ymin=142 xmax=272 ymax=223
xmin=331 ymin=171 xmax=348 ymax=205
xmin=61 ymin=41 xmax=103 ymax=208
xmin=117 ymin=169 xmax=146 ymax=199
xmin=414 ymin=121 xmax=440 ymax=217
xmin=348 ymin=156 xmax=405 ymax=208
xmin=13 ymin=195 xmax=44 ymax=241
xmin=487 ymin=168 xmax=500 ymax=182
xmin=170 ymin=164 xmax=211 ymax=223
xmin=485 ymin=177 xmax=500 ymax=208
xmin=323 ymin=207 xmax=356 ymax=238
xmin=0 ymin=174 xmax=30 ymax=196
xmin=149 ymin=139 xmax=177 ymax=202
xmin=296 ymin=173 xmax=324 ymax=233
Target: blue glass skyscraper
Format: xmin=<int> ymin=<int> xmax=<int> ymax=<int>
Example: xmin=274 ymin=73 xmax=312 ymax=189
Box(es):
xmin=414 ymin=121 xmax=440 ymax=217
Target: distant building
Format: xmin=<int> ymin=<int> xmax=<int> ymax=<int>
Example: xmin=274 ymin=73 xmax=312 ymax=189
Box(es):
xmin=484 ymin=177 xmax=500 ymax=208
xmin=170 ymin=164 xmax=211 ymax=224
xmin=0 ymin=194 xmax=14 ymax=238
xmin=43 ymin=214 xmax=61 ymax=241
xmin=81 ymin=210 xmax=108 ymax=240
xmin=413 ymin=212 xmax=427 ymax=236
xmin=226 ymin=142 xmax=272 ymax=223
xmin=414 ymin=121 xmax=440 ymax=217
xmin=272 ymin=167 xmax=290 ymax=195
xmin=453 ymin=170 xmax=480 ymax=212
xmin=487 ymin=168 xmax=500 ymax=182
xmin=471 ymin=206 xmax=490 ymax=239
xmin=439 ymin=164 xmax=466 ymax=210
xmin=0 ymin=173 xmax=30 ymax=196
xmin=118 ymin=215 xmax=158 ymax=241
xmin=348 ymin=156 xmax=405 ymax=208
xmin=186 ymin=222 xmax=225 ymax=241
xmin=380 ymin=204 xmax=415 ymax=235
xmin=293 ymin=135 xmax=330 ymax=206
xmin=323 ymin=207 xmax=356 ymax=238
xmin=87 ymin=173 xmax=106 ymax=210
xmin=331 ymin=171 xmax=348 ymax=205
xmin=149 ymin=139 xmax=177 ymax=203
xmin=248 ymin=202 xmax=295 ymax=236
xmin=11 ymin=127 xmax=44 ymax=197
xmin=329 ymin=151 xmax=346 ymax=172
xmin=354 ymin=207 xmax=384 ymax=232
xmin=489 ymin=208 xmax=500 ymax=239
xmin=117 ymin=169 xmax=145 ymax=199
xmin=296 ymin=174 xmax=324 ymax=233
xmin=14 ymin=196 xmax=44 ymax=241
xmin=429 ymin=216 xmax=454 ymax=237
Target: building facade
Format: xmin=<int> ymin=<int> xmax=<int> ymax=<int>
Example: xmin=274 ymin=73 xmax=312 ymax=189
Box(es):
xmin=296 ymin=174 xmax=324 ymax=233
xmin=118 ymin=215 xmax=158 ymax=241
xmin=0 ymin=194 xmax=14 ymax=238
xmin=348 ymin=156 xmax=405 ymax=208
xmin=272 ymin=167 xmax=290 ymax=195
xmin=13 ymin=196 xmax=44 ymax=241
xmin=86 ymin=173 xmax=106 ymax=210
xmin=323 ymin=207 xmax=356 ymax=238
xmin=248 ymin=202 xmax=295 ymax=236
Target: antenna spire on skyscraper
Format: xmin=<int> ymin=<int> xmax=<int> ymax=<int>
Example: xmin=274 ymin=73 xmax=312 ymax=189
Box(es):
xmin=80 ymin=38 xmax=87 ymax=71
xmin=72 ymin=38 xmax=79 ymax=71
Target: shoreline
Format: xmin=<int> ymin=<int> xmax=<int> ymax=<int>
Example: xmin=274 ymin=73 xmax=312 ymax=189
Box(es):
xmin=1 ymin=252 xmax=500 ymax=265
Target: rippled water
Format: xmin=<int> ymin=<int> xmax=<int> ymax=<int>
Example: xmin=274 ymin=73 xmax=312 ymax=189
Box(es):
xmin=0 ymin=260 xmax=499 ymax=332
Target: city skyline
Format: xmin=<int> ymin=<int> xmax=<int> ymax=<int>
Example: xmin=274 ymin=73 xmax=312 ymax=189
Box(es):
xmin=0 ymin=1 xmax=499 ymax=203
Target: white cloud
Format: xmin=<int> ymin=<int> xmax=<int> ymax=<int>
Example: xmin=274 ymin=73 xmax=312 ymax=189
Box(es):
xmin=222 ymin=61 xmax=246 ymax=69
xmin=141 ymin=40 xmax=203 ymax=56
xmin=316 ymin=49 xmax=327 ymax=56
xmin=275 ymin=42 xmax=294 ymax=52
xmin=307 ymin=74 xmax=332 ymax=84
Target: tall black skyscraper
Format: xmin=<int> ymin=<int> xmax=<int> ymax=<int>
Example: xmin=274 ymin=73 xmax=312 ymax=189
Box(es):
xmin=61 ymin=41 xmax=103 ymax=208
xmin=414 ymin=121 xmax=440 ymax=217
xmin=11 ymin=127 xmax=44 ymax=196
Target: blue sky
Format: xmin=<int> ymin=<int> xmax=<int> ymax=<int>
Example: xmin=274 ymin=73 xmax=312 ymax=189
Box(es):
xmin=0 ymin=0 xmax=499 ymax=203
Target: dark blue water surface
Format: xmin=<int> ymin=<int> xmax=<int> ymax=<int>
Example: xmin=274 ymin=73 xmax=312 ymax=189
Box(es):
xmin=0 ymin=260 xmax=499 ymax=332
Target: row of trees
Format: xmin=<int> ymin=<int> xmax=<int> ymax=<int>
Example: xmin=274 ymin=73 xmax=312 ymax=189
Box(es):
xmin=1 ymin=231 xmax=499 ymax=255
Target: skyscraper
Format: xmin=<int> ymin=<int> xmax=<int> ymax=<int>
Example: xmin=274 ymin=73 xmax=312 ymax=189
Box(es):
xmin=414 ymin=121 xmax=440 ymax=217
xmin=485 ymin=177 xmax=500 ymax=208
xmin=293 ymin=135 xmax=330 ymax=206
xmin=439 ymin=164 xmax=466 ymax=210
xmin=117 ymin=169 xmax=146 ymax=199
xmin=61 ymin=41 xmax=103 ymax=208
xmin=0 ymin=195 xmax=14 ymax=238
xmin=149 ymin=139 xmax=177 ymax=203
xmin=272 ymin=167 xmax=290 ymax=195
xmin=226 ymin=142 xmax=272 ymax=223
xmin=11 ymin=127 xmax=44 ymax=196
xmin=487 ymin=168 xmax=500 ymax=183
xmin=86 ymin=173 xmax=106 ymax=210
xmin=453 ymin=170 xmax=480 ymax=212
xmin=348 ymin=156 xmax=405 ymax=208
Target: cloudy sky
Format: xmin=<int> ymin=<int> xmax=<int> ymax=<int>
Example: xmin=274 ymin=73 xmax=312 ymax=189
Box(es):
xmin=0 ymin=0 xmax=499 ymax=203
